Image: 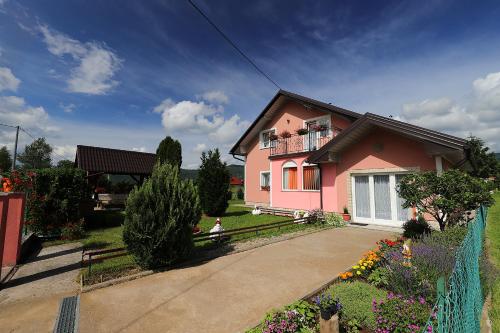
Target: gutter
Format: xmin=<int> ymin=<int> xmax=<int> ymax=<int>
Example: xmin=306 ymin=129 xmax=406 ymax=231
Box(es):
xmin=318 ymin=164 xmax=323 ymax=210
xmin=231 ymin=154 xmax=245 ymax=163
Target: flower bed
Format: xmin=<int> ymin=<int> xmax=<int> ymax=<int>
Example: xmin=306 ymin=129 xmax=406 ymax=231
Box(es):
xmin=248 ymin=226 xmax=469 ymax=333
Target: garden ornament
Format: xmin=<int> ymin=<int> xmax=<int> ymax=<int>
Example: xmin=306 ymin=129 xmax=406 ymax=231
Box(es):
xmin=252 ymin=205 xmax=261 ymax=215
xmin=209 ymin=218 xmax=224 ymax=240
xmin=402 ymin=239 xmax=412 ymax=267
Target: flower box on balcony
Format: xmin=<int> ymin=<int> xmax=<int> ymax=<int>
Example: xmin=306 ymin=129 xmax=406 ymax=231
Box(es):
xmin=260 ymin=185 xmax=270 ymax=191
xmin=280 ymin=130 xmax=292 ymax=139
xmin=296 ymin=128 xmax=309 ymax=136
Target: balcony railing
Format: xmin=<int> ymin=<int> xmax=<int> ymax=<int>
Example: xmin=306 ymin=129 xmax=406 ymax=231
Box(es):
xmin=269 ymin=129 xmax=338 ymax=156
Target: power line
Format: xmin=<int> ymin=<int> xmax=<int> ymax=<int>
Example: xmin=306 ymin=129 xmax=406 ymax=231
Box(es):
xmin=19 ymin=127 xmax=69 ymax=162
xmin=187 ymin=0 xmax=281 ymax=90
xmin=0 ymin=123 xmax=19 ymax=129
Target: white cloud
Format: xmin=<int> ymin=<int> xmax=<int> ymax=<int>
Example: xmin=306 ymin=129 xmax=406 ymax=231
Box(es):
xmin=39 ymin=25 xmax=122 ymax=95
xmin=53 ymin=145 xmax=76 ymax=161
xmin=132 ymin=147 xmax=146 ymax=152
xmin=209 ymin=114 xmax=250 ymax=144
xmin=399 ymin=71 xmax=500 ymax=150
xmin=0 ymin=96 xmax=50 ymax=130
xmin=59 ymin=102 xmax=76 ymax=113
xmin=198 ymin=90 xmax=229 ymax=104
xmin=192 ymin=143 xmax=206 ymax=153
xmin=0 ymin=67 xmax=20 ymax=92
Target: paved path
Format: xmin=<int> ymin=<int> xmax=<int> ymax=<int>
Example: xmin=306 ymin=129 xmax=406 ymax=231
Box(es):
xmin=80 ymin=227 xmax=395 ymax=333
xmin=0 ymin=243 xmax=82 ymax=332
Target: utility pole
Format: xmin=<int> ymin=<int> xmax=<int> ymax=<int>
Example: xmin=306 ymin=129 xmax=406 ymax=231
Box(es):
xmin=12 ymin=125 xmax=19 ymax=170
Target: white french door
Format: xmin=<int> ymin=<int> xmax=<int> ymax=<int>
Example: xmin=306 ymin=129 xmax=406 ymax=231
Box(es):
xmin=352 ymin=173 xmax=409 ymax=226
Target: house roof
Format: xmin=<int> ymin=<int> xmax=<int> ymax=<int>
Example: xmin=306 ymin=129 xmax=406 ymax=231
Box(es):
xmin=229 ymin=90 xmax=362 ymax=156
xmin=75 ymin=145 xmax=156 ymax=175
xmin=230 ymin=176 xmax=244 ymax=186
xmin=307 ymin=113 xmax=468 ymax=164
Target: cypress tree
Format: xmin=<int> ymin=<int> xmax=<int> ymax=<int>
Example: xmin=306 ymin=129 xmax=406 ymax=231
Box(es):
xmin=197 ymin=149 xmax=230 ymax=216
xmin=156 ymin=136 xmax=182 ymax=169
xmin=123 ymin=163 xmax=200 ymax=269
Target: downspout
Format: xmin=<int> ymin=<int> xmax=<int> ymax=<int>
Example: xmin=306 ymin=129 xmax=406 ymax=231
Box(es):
xmin=318 ymin=163 xmax=323 ymax=210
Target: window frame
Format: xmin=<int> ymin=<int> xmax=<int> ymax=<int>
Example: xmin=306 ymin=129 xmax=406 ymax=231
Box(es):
xmin=301 ymin=162 xmax=320 ymax=191
xmin=282 ymin=161 xmax=298 ymax=191
xmin=259 ymin=128 xmax=277 ymax=149
xmin=260 ymin=171 xmax=271 ymax=190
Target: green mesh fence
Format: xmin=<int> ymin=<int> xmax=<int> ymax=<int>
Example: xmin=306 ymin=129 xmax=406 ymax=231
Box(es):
xmin=423 ymin=206 xmax=488 ymax=333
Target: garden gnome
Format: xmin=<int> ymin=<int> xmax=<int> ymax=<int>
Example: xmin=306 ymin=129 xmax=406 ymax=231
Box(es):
xmin=252 ymin=204 xmax=261 ymax=215
xmin=209 ymin=218 xmax=224 ymax=241
xmin=402 ymin=239 xmax=412 ymax=267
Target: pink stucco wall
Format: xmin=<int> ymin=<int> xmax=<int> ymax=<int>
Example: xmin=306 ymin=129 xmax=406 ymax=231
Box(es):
xmin=244 ymin=100 xmax=353 ymax=206
xmin=334 ymin=128 xmax=438 ymax=214
xmin=270 ymin=155 xmax=321 ymax=210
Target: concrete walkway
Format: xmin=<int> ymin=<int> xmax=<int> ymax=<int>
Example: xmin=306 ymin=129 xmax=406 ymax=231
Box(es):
xmin=0 ymin=243 xmax=82 ymax=332
xmin=80 ymin=227 xmax=394 ymax=333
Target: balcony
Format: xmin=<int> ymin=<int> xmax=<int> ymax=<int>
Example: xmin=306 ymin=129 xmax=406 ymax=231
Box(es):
xmin=269 ymin=128 xmax=338 ymax=156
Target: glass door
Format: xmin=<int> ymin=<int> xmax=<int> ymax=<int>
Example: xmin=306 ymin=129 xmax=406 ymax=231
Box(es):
xmin=305 ymin=121 xmax=318 ymax=151
xmin=354 ymin=176 xmax=371 ymax=219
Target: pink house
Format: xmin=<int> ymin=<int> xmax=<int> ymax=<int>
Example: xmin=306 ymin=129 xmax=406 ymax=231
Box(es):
xmin=230 ymin=90 xmax=469 ymax=227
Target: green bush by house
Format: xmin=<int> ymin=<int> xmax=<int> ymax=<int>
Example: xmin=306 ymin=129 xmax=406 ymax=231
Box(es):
xmin=123 ymin=163 xmax=201 ymax=269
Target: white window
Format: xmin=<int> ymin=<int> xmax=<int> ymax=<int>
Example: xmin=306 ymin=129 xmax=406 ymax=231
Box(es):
xmin=260 ymin=171 xmax=270 ymax=190
xmin=302 ymin=163 xmax=320 ymax=191
xmin=260 ymin=129 xmax=276 ymax=149
xmin=282 ymin=161 xmax=298 ymax=190
xmin=351 ymin=173 xmax=410 ymax=226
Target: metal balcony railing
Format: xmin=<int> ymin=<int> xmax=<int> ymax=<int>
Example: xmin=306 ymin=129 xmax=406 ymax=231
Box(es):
xmin=269 ymin=128 xmax=338 ymax=156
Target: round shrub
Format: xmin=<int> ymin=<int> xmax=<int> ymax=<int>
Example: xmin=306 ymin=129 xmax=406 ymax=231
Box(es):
xmin=123 ymin=163 xmax=201 ymax=269
xmin=327 ymin=281 xmax=387 ymax=332
xmin=402 ymin=216 xmax=431 ymax=239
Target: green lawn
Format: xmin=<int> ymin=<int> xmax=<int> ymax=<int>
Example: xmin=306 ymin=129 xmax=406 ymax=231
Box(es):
xmin=73 ymin=200 xmax=322 ymax=284
xmin=486 ymin=191 xmax=500 ymax=332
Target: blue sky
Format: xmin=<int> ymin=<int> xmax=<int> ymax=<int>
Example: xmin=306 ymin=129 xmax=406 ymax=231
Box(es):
xmin=1 ymin=0 xmax=500 ymax=168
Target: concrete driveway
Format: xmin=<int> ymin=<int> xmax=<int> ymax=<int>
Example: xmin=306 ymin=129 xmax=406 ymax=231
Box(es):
xmin=80 ymin=227 xmax=394 ymax=333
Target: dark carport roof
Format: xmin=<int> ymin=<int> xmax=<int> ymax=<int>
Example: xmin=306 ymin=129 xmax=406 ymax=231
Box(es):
xmin=75 ymin=145 xmax=156 ymax=175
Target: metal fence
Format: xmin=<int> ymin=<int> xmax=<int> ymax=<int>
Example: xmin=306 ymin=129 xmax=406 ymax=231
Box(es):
xmin=424 ymin=205 xmax=488 ymax=333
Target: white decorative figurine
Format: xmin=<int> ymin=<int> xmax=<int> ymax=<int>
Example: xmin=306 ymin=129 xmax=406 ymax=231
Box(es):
xmin=252 ymin=205 xmax=261 ymax=215
xmin=210 ymin=218 xmax=224 ymax=241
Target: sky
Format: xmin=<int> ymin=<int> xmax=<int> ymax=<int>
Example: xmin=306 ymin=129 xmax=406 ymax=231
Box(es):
xmin=0 ymin=0 xmax=500 ymax=168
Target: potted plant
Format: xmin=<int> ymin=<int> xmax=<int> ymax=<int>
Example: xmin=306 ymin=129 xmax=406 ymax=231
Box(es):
xmin=342 ymin=206 xmax=351 ymax=221
xmin=314 ymin=294 xmax=341 ymax=320
xmin=296 ymin=128 xmax=308 ymax=136
xmin=260 ymin=185 xmax=270 ymax=191
xmin=280 ymin=130 xmax=292 ymax=139
xmin=269 ymin=133 xmax=278 ymax=141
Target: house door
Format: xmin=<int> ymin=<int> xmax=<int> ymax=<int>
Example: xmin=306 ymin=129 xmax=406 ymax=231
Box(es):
xmin=305 ymin=121 xmax=318 ymax=151
xmin=352 ymin=173 xmax=409 ymax=226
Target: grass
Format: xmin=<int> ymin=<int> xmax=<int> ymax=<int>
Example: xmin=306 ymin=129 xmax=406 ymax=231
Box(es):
xmin=486 ymin=191 xmax=500 ymax=332
xmin=58 ymin=200 xmax=323 ymax=284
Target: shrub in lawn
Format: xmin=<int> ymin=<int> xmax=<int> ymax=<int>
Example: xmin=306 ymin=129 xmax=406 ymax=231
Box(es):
xmin=123 ymin=163 xmax=201 ymax=269
xmin=402 ymin=216 xmax=432 ymax=239
xmin=372 ymin=293 xmax=434 ymax=332
xmin=324 ymin=212 xmax=346 ymax=227
xmin=197 ymin=149 xmax=230 ymax=216
xmin=327 ymin=281 xmax=387 ymax=332
xmin=237 ymin=187 xmax=244 ymax=200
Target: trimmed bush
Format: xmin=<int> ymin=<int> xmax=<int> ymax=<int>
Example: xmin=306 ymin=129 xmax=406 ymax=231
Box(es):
xmin=327 ymin=281 xmax=387 ymax=332
xmin=197 ymin=149 xmax=230 ymax=216
xmin=123 ymin=163 xmax=201 ymax=269
xmin=402 ymin=216 xmax=432 ymax=239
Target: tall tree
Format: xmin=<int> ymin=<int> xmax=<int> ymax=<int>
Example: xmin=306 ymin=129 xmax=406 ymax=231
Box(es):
xmin=197 ymin=148 xmax=230 ymax=216
xmin=56 ymin=159 xmax=75 ymax=168
xmin=17 ymin=137 xmax=53 ymax=169
xmin=466 ymin=136 xmax=500 ymax=179
xmin=0 ymin=146 xmax=12 ymax=172
xmin=156 ymin=136 xmax=182 ymax=169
